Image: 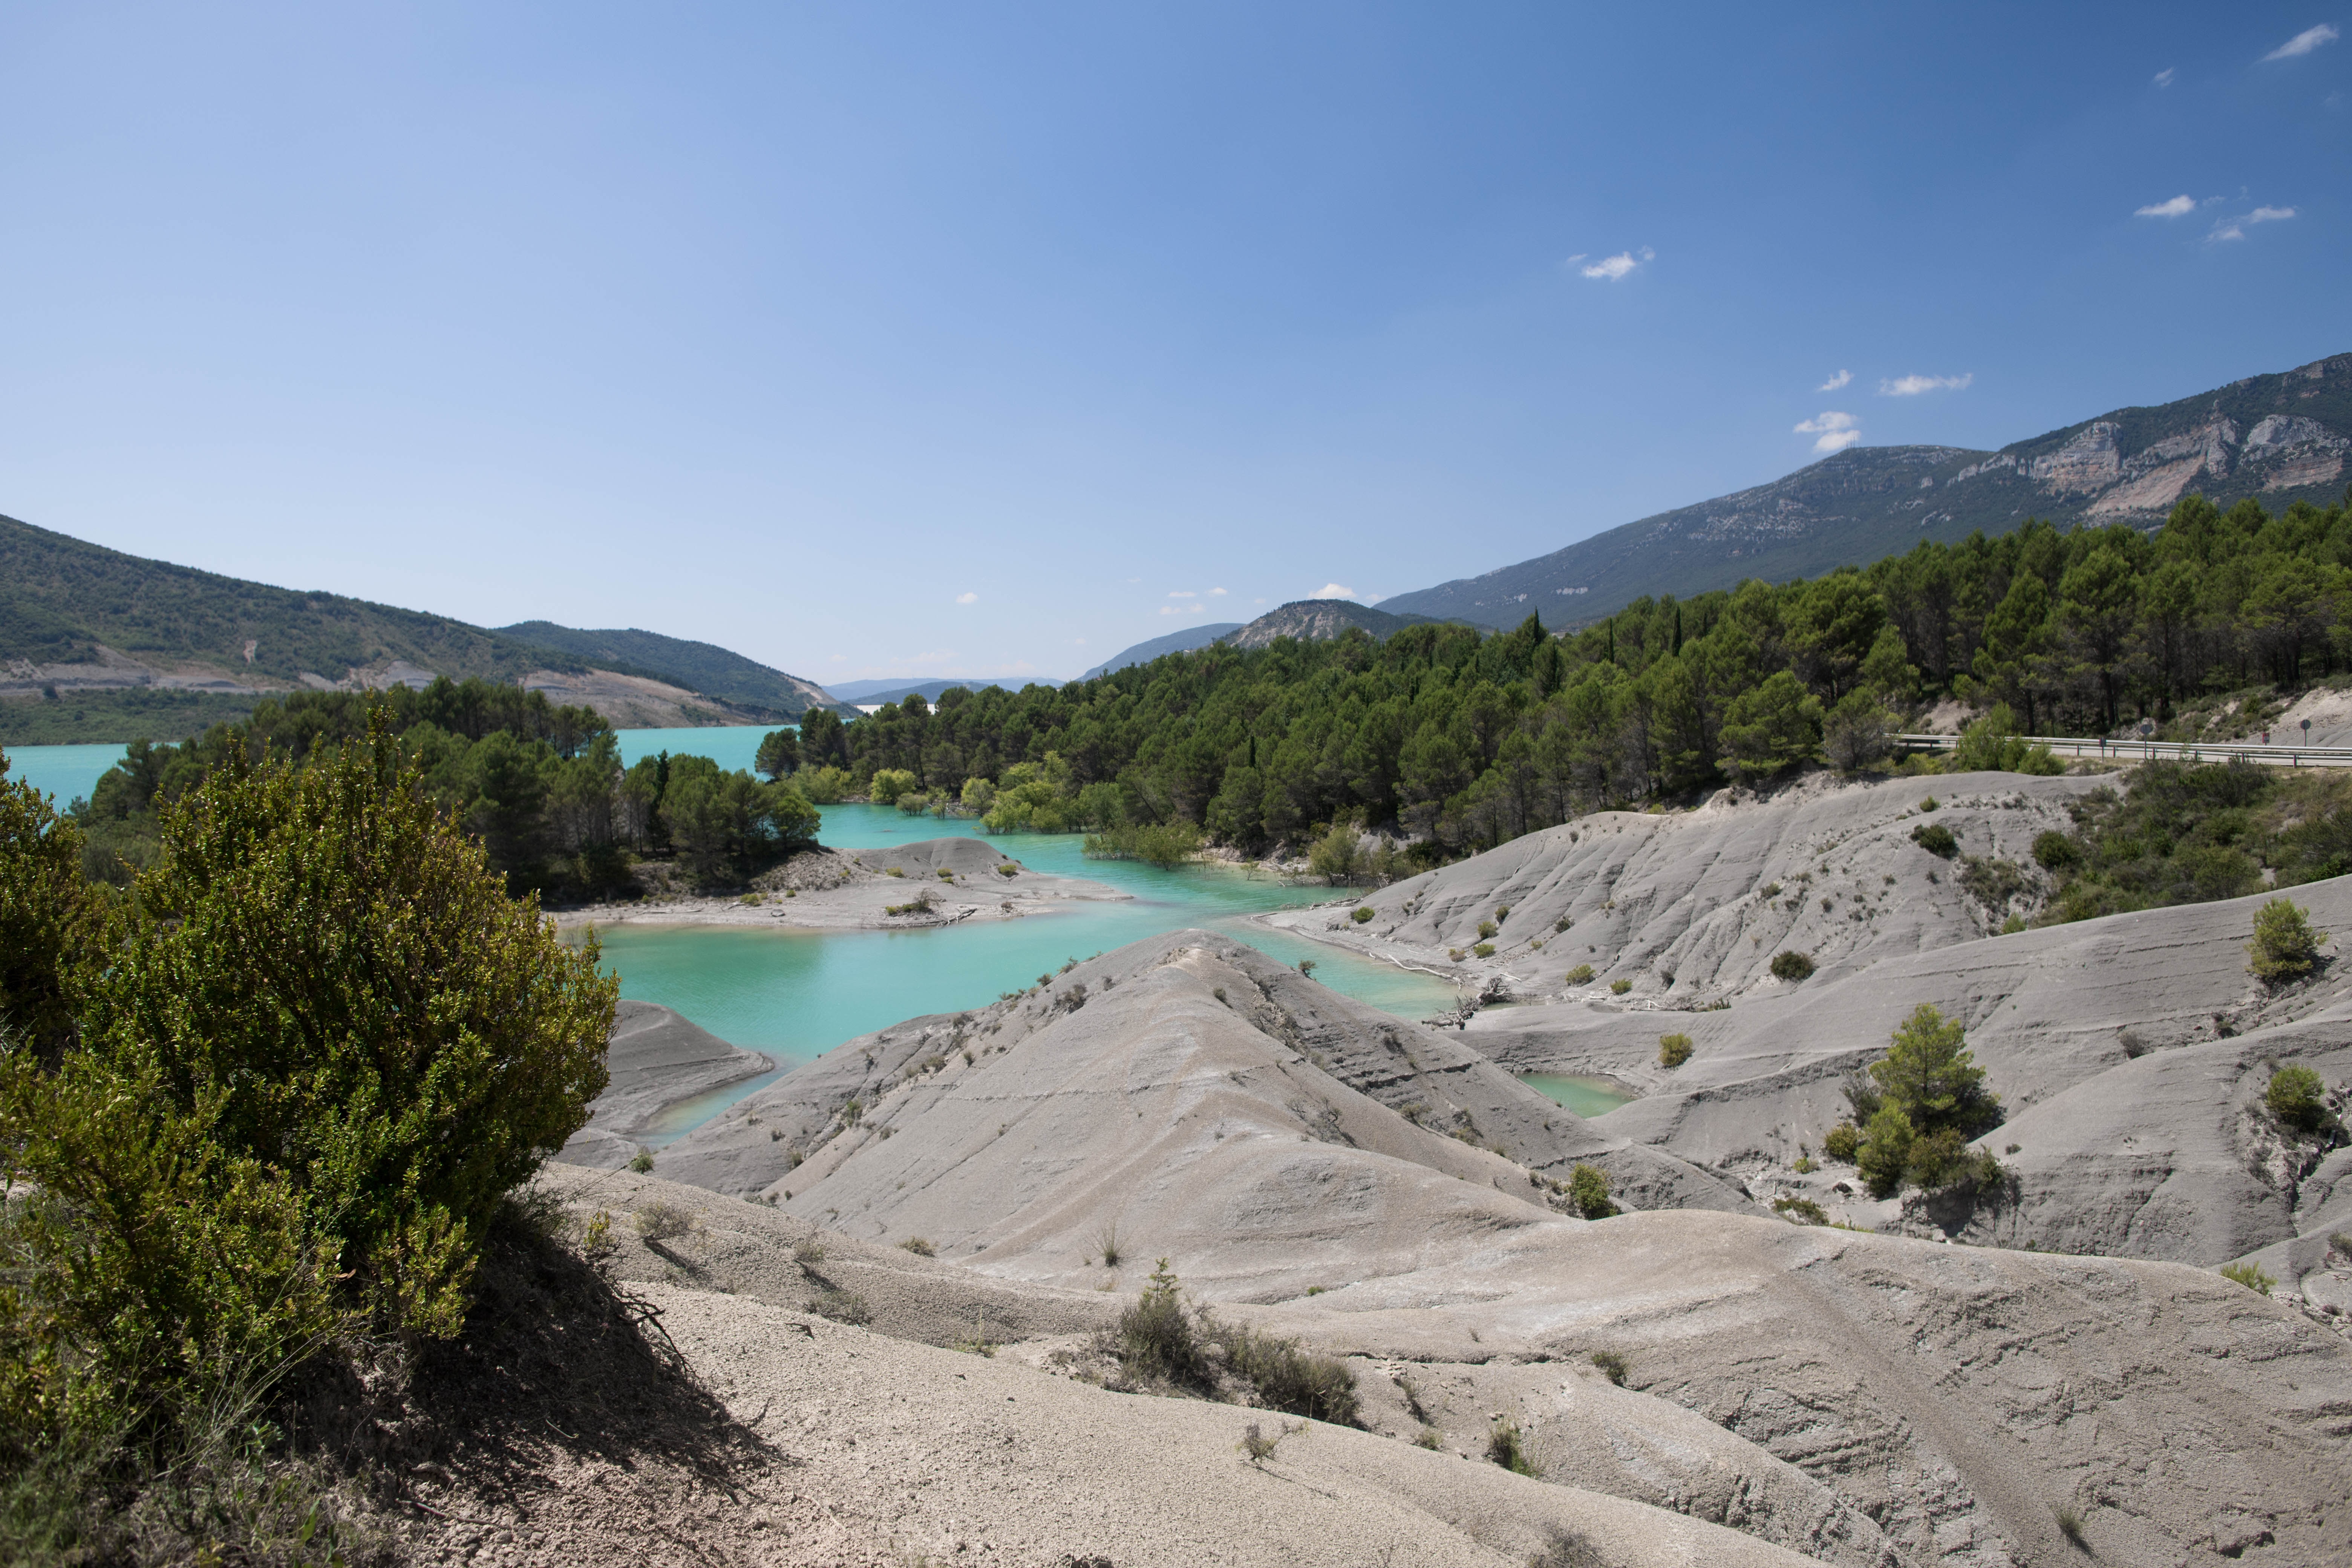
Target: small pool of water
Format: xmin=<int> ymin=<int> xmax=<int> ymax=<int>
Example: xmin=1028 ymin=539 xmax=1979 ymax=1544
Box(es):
xmin=1517 ymin=1073 xmax=1634 ymax=1120
xmin=592 ymin=802 xmax=1463 ymax=1141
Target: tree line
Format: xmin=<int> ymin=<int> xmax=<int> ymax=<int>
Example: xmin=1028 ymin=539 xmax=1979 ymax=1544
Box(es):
xmin=767 ymin=492 xmax=2352 ymax=858
xmin=70 ymin=678 xmax=817 ymax=895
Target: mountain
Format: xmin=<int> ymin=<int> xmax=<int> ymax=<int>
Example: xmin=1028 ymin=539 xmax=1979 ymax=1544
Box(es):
xmin=494 ymin=622 xmax=838 ymax=719
xmin=826 ymin=677 xmax=1063 ymax=705
xmin=1225 ymin=599 xmax=1444 ymax=648
xmin=0 ymin=511 xmax=832 ymax=739
xmin=1382 ymin=351 xmax=2352 ymax=630
xmin=1080 ymin=623 xmax=1245 ymax=679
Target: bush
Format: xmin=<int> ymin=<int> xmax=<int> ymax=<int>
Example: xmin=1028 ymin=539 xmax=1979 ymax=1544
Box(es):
xmin=0 ymin=714 xmax=614 ymax=1516
xmin=1772 ymin=1196 xmax=1829 ymax=1225
xmin=1589 ymin=1349 xmax=1628 ymax=1386
xmin=1822 ymin=1122 xmax=1861 ymax=1162
xmin=1529 ymin=1527 xmax=1605 ymax=1568
xmin=1083 ymin=821 xmax=1204 ymax=867
xmin=899 ymin=1236 xmax=937 ymax=1257
xmin=1223 ymin=1326 xmax=1360 ymax=1424
xmin=1910 ymin=823 xmax=1958 ymax=859
xmin=1351 ymin=906 xmax=1375 ymax=923
xmin=1770 ymin=949 xmax=1815 ymax=981
xmin=2219 ymin=1262 xmax=2275 ymax=1297
xmin=1485 ymin=1417 xmax=1541 ymax=1477
xmin=867 ymin=767 xmax=920 ymax=805
xmin=2248 ymin=897 xmax=2328 ymax=985
xmin=634 ymin=1203 xmax=694 ymax=1241
xmin=1477 ymin=920 xmax=1498 ymax=940
xmin=806 ymin=1288 xmax=872 ymax=1324
xmin=1856 ymin=1107 xmax=1915 ymax=1199
xmin=1116 ymin=1259 xmax=1211 ymax=1388
xmin=2032 ymin=831 xmax=2081 ymax=871
xmin=1473 ymin=943 xmax=1496 ymax=958
xmin=1608 ymin=978 xmax=1632 ymax=995
xmin=2265 ymin=1064 xmax=2334 ymax=1134
xmin=1568 ymin=1163 xmax=1618 ymax=1219
xmin=1657 ymin=1032 xmax=1693 ymax=1069
xmin=1566 ymin=963 xmax=1595 ymax=985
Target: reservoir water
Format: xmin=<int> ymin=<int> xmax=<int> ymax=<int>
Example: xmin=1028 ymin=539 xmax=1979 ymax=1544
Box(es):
xmin=0 ymin=732 xmax=1629 ymax=1137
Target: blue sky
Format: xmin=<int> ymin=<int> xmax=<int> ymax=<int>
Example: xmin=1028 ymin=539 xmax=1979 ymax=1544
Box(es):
xmin=1 ymin=3 xmax=2346 ymax=686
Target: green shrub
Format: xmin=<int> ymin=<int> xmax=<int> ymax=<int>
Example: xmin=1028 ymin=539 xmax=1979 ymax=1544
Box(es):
xmin=1222 ymin=1326 xmax=1360 ymax=1425
xmin=1911 ymin=823 xmax=1958 ymax=859
xmin=2032 ymin=831 xmax=2081 ymax=871
xmin=1415 ymin=1426 xmax=1443 ymax=1450
xmin=1351 ymin=906 xmax=1375 ymax=923
xmin=1770 ymin=949 xmax=1815 ymax=981
xmin=1116 ymin=1259 xmax=1211 ymax=1388
xmin=1918 ymin=797 xmax=1939 ymax=812
xmin=1822 ymin=1122 xmax=1861 ymax=1162
xmin=997 ymin=862 xmax=1020 ymax=877
xmin=1856 ymin=1106 xmax=1915 ymax=1199
xmin=1473 ymin=942 xmax=1496 ymax=958
xmin=2265 ymin=1064 xmax=2334 ymax=1133
xmin=1657 ymin=1032 xmax=1693 ymax=1069
xmin=1568 ymin=1163 xmax=1618 ymax=1219
xmin=1566 ymin=963 xmax=1595 ymax=985
xmin=1608 ymin=978 xmax=1632 ymax=995
xmin=634 ymin=1202 xmax=694 ymax=1241
xmin=2249 ymin=897 xmax=2328 ymax=985
xmin=2219 ymin=1262 xmax=2275 ymax=1297
xmin=1083 ymin=821 xmax=1205 ymax=867
xmin=1485 ymin=1417 xmax=1541 ymax=1476
xmin=867 ymin=767 xmax=920 ymax=805
xmin=628 ymin=1149 xmax=654 ymax=1173
xmin=1477 ymin=920 xmax=1498 ymax=940
xmin=1589 ymin=1349 xmax=1628 ymax=1386
xmin=1772 ymin=1196 xmax=1829 ymax=1225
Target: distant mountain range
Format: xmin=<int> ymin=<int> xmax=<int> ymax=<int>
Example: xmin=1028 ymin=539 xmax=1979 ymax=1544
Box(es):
xmin=0 ymin=512 xmax=843 ymax=740
xmin=1381 ymin=351 xmax=2352 ymax=630
xmin=1080 ymin=599 xmax=1459 ymax=679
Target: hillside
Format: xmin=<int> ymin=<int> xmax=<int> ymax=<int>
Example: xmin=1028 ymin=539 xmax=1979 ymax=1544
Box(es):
xmin=0 ymin=511 xmax=840 ymax=737
xmin=496 ymin=620 xmax=839 ymax=718
xmin=1384 ymin=349 xmax=2352 ymax=629
xmin=1225 ymin=598 xmax=1444 ymax=648
xmin=0 ymin=511 xmax=590 ymax=692
xmin=1081 ymin=622 xmax=1246 ymax=678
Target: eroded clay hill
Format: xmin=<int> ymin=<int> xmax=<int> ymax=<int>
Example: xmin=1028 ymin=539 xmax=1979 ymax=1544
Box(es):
xmin=653 ymin=931 xmax=1753 ymax=1288
xmin=1260 ymin=770 xmax=2106 ymax=1003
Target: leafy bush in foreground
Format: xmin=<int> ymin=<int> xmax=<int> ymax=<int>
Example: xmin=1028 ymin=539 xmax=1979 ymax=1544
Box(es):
xmin=0 ymin=710 xmax=616 ymax=1533
xmin=2249 ymin=897 xmax=2329 ymax=985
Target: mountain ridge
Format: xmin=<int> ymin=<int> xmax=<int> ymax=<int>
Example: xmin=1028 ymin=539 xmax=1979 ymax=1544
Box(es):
xmin=1383 ymin=351 xmax=2352 ymax=629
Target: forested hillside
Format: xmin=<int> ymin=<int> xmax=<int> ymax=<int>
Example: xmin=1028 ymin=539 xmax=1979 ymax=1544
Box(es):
xmin=493 ymin=621 xmax=838 ymax=718
xmin=0 ymin=513 xmax=586 ymax=685
xmin=1385 ymin=351 xmax=2352 ymax=630
xmin=804 ymin=491 xmax=2352 ymax=856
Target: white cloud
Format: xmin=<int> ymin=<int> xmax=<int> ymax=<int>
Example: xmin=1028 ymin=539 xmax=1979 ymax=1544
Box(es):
xmin=1879 ymin=372 xmax=1972 ymax=397
xmin=1794 ymin=411 xmax=1860 ymax=453
xmin=1167 ymin=589 xmax=1197 ymax=599
xmin=1071 ymin=637 xmax=1086 ymax=645
xmin=2264 ymin=23 xmax=2338 ymax=59
xmin=1818 ymin=369 xmax=1852 ymax=391
xmin=1578 ymin=246 xmax=1654 ymax=281
xmin=1208 ymin=586 xmax=1228 ymax=596
xmin=1314 ymin=583 xmax=1359 ymax=600
xmin=827 ymin=653 xmax=846 ymax=662
xmin=2211 ymin=222 xmax=2245 ymax=241
xmin=2249 ymin=205 xmax=2297 ymax=222
xmin=1158 ymin=602 xmax=1208 ymax=616
xmin=2135 ymin=194 xmax=2196 ymax=218
xmin=2153 ymin=66 xmax=2176 ymax=86
xmin=954 ymin=591 xmax=978 ymax=605
xmin=2211 ymin=206 xmax=2295 ymax=242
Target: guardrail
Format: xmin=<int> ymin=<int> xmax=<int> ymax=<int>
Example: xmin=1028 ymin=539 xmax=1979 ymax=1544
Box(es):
xmin=1896 ymin=733 xmax=2352 ymax=769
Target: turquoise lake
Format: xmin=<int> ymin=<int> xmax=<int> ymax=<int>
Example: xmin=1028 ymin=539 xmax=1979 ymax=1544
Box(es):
xmin=0 ymin=732 xmax=1633 ymax=1139
xmin=596 ymin=801 xmax=1468 ymax=1141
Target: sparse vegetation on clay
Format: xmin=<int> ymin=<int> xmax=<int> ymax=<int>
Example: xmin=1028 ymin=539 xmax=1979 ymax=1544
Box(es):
xmin=2219 ymin=1262 xmax=2276 ymax=1297
xmin=1485 ymin=1417 xmax=1541 ymax=1476
xmin=2249 ymin=897 xmax=2329 ymax=985
xmin=1568 ymin=1164 xmax=1619 ymax=1219
xmin=1770 ymin=949 xmax=1815 ymax=981
xmin=1657 ymin=1032 xmax=1693 ymax=1069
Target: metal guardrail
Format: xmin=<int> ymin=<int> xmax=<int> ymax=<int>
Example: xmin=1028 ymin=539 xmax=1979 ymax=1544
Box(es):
xmin=1896 ymin=733 xmax=2352 ymax=769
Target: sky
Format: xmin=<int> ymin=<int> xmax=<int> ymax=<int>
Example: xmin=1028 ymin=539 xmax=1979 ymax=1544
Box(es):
xmin=1 ymin=4 xmax=2347 ymax=687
